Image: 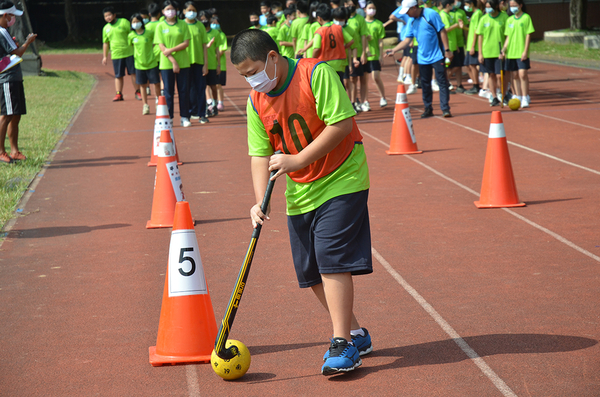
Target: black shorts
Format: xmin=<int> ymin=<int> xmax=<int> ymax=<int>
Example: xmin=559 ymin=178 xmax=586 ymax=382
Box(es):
xmin=135 ymin=66 xmax=160 ymax=85
xmin=0 ymin=81 xmax=26 ymax=115
xmin=206 ymin=69 xmax=219 ymax=86
xmin=450 ymin=48 xmax=464 ymax=68
xmin=112 ymin=56 xmax=135 ymax=78
xmin=505 ymin=58 xmax=531 ymax=71
xmin=481 ymin=57 xmax=502 ymax=75
xmin=218 ymin=70 xmax=226 ymax=86
xmin=410 ymin=46 xmax=419 ymax=65
xmin=287 ymin=189 xmax=373 ymax=288
xmin=464 ymin=51 xmax=479 ymax=66
xmin=364 ymin=60 xmax=381 ymax=73
xmin=349 ymin=60 xmax=364 ymax=77
xmin=403 ymin=47 xmax=411 ymax=57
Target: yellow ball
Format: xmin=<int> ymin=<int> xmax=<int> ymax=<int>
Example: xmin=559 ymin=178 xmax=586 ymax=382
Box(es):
xmin=211 ymin=340 xmax=251 ymax=380
xmin=508 ymin=98 xmax=521 ymax=111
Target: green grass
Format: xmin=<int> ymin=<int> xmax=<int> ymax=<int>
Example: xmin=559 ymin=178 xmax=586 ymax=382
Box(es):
xmin=530 ymin=40 xmax=600 ymax=62
xmin=37 ymin=40 xmax=103 ymax=54
xmin=0 ymin=70 xmax=95 ymax=230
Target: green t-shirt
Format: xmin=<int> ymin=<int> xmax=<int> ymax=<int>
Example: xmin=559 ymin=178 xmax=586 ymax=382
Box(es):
xmin=154 ymin=19 xmax=191 ymax=70
xmin=300 ymin=22 xmax=320 ymax=58
xmin=347 ymin=14 xmax=368 ymax=55
xmin=264 ymin=26 xmax=280 ymax=52
xmin=128 ymin=29 xmax=158 ymax=70
xmin=218 ymin=30 xmax=228 ymax=71
xmin=365 ymin=19 xmax=385 ymax=61
xmin=278 ymin=23 xmax=295 ymax=59
xmin=102 ymin=18 xmax=134 ymax=60
xmin=205 ymin=28 xmax=221 ymax=70
xmin=476 ymin=12 xmax=505 ymax=58
xmin=145 ymin=20 xmax=162 ymax=63
xmin=466 ymin=8 xmax=482 ymax=51
xmin=440 ymin=10 xmax=457 ymax=52
xmin=186 ymin=21 xmax=208 ymax=65
xmin=453 ymin=8 xmax=467 ymax=48
xmin=247 ymin=57 xmax=369 ymax=215
xmin=313 ymin=22 xmax=354 ymax=72
xmin=291 ymin=16 xmax=309 ymax=53
xmin=504 ymin=13 xmax=535 ymax=59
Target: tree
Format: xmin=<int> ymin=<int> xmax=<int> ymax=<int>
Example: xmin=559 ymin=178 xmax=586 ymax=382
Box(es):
xmin=64 ymin=0 xmax=80 ymax=42
xmin=570 ymin=0 xmax=587 ymax=30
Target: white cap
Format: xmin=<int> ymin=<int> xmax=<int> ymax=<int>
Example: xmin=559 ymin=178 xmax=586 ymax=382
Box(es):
xmin=399 ymin=0 xmax=418 ymax=14
xmin=0 ymin=5 xmax=23 ymax=16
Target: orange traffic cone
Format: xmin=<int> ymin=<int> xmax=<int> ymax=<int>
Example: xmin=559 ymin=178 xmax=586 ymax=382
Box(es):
xmin=146 ymin=130 xmax=189 ymax=229
xmin=149 ymin=201 xmax=218 ymax=366
xmin=474 ymin=111 xmax=525 ymax=208
xmin=148 ymin=96 xmax=181 ymax=167
xmin=386 ymin=84 xmax=422 ymax=155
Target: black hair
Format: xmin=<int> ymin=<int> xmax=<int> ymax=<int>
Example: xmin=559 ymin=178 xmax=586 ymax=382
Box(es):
xmin=260 ymin=1 xmax=271 ymax=7
xmin=511 ymin=0 xmax=526 ymax=12
xmin=283 ymin=7 xmax=295 ymax=16
xmin=296 ymin=0 xmax=309 ymax=14
xmin=162 ymin=0 xmax=179 ymax=10
xmin=441 ymin=0 xmax=454 ymax=7
xmin=231 ymin=29 xmax=279 ymax=65
xmin=485 ymin=0 xmax=499 ymax=11
xmin=267 ymin=14 xmax=278 ymax=24
xmin=139 ymin=8 xmax=149 ymax=15
xmin=331 ymin=6 xmax=347 ymax=20
xmin=211 ymin=15 xmax=220 ymax=23
xmin=307 ymin=1 xmax=320 ymax=24
xmin=249 ymin=10 xmax=260 ymax=17
xmin=315 ymin=3 xmax=331 ymax=21
xmin=130 ymin=12 xmax=145 ymax=28
xmin=207 ymin=7 xmax=217 ymax=15
xmin=102 ymin=6 xmax=115 ymax=14
xmin=271 ymin=1 xmax=283 ymax=9
xmin=147 ymin=3 xmax=161 ymax=17
xmin=184 ymin=1 xmax=197 ymax=11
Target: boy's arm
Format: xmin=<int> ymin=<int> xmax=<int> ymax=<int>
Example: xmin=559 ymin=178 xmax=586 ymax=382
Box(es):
xmin=102 ymin=42 xmax=109 ymax=65
xmin=250 ymin=156 xmax=272 ymax=227
xmin=203 ymin=43 xmax=208 ymax=75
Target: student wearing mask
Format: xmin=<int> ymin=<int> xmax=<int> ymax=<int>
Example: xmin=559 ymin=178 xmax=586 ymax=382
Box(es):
xmin=476 ymin=0 xmax=506 ymax=107
xmin=249 ymin=11 xmax=261 ymax=29
xmin=259 ymin=1 xmax=272 ymax=27
xmin=278 ymin=8 xmax=297 ymax=59
xmin=184 ymin=1 xmax=209 ymax=124
xmin=203 ymin=10 xmax=222 ymax=117
xmin=363 ymin=1 xmax=386 ymax=108
xmin=463 ymin=0 xmax=483 ymax=95
xmin=213 ymin=16 xmax=228 ymax=112
xmin=291 ymin=0 xmax=310 ymax=57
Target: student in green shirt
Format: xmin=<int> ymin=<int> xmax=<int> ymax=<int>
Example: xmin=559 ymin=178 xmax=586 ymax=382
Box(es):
xmin=297 ymin=1 xmax=320 ymax=58
xmin=128 ymin=13 xmax=161 ymax=115
xmin=452 ymin=0 xmax=467 ymax=92
xmin=501 ymin=0 xmax=533 ymax=108
xmin=291 ymin=0 xmax=310 ymax=57
xmin=184 ymin=1 xmax=209 ymax=124
xmin=102 ymin=6 xmax=140 ymax=102
xmin=249 ymin=10 xmax=261 ymax=29
xmin=463 ymin=0 xmax=484 ymax=95
xmin=212 ymin=17 xmax=228 ymax=112
xmin=201 ymin=10 xmax=221 ymax=117
xmin=363 ymin=2 xmax=386 ymax=108
xmin=154 ymin=0 xmax=192 ymax=126
xmin=264 ymin=14 xmax=281 ymax=49
xmin=278 ymin=8 xmax=296 ymax=59
xmin=440 ymin=0 xmax=463 ymax=92
xmin=476 ymin=0 xmax=505 ymax=106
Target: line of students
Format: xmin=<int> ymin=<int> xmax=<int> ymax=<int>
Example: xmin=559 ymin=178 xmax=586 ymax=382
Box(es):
xmin=249 ymin=0 xmax=387 ymax=113
xmin=101 ymin=2 xmax=228 ymax=127
xmin=387 ymin=0 xmax=534 ymax=112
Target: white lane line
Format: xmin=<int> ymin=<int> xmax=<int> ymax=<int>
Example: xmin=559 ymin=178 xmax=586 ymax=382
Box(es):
xmin=186 ymin=366 xmax=201 ymax=397
xmin=520 ymin=110 xmax=600 ymax=132
xmin=372 ymin=248 xmax=518 ymax=397
xmin=360 ymin=128 xmax=600 ymax=264
xmin=225 ymin=93 xmax=247 ymax=119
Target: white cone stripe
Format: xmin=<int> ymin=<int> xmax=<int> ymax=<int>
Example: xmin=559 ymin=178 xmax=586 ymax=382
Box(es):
xmin=156 ymin=104 xmax=169 ymax=117
xmin=396 ymin=92 xmax=407 ymax=105
xmin=168 ymin=230 xmax=208 ymax=297
xmin=489 ymin=123 xmax=506 ymax=139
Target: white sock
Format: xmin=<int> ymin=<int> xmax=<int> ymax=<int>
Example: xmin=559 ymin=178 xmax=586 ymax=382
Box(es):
xmin=350 ymin=328 xmax=365 ymax=337
xmin=399 ymin=66 xmax=404 ymax=77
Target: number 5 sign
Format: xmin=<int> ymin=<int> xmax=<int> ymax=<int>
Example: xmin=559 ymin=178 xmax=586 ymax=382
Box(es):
xmin=168 ymin=229 xmax=208 ymax=297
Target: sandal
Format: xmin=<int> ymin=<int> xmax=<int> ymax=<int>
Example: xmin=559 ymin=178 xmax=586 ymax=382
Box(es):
xmin=0 ymin=152 xmax=13 ymax=164
xmin=11 ymin=151 xmax=26 ymax=161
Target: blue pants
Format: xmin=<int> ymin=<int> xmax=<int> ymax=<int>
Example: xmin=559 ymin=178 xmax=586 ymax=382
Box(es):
xmin=189 ymin=63 xmax=207 ymax=118
xmin=419 ymin=60 xmax=450 ymax=112
xmin=160 ymin=68 xmax=190 ymax=119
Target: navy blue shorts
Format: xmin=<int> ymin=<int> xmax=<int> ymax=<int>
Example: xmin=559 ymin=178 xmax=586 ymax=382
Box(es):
xmin=0 ymin=81 xmax=26 ymax=116
xmin=481 ymin=57 xmax=502 ymax=75
xmin=135 ymin=66 xmax=160 ymax=85
xmin=287 ymin=190 xmax=373 ymax=288
xmin=411 ymin=45 xmax=419 ymax=65
xmin=464 ymin=51 xmax=479 ymax=66
xmin=403 ymin=47 xmax=411 ymax=57
xmin=206 ymin=69 xmax=219 ymax=86
xmin=112 ymin=56 xmax=135 ymax=78
xmin=218 ymin=70 xmax=226 ymax=86
xmin=349 ymin=60 xmax=364 ymax=77
xmin=449 ymin=48 xmax=464 ymax=68
xmin=505 ymin=58 xmax=531 ymax=71
xmin=364 ymin=60 xmax=381 ymax=73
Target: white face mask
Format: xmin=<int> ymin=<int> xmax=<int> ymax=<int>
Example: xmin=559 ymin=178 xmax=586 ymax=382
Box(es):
xmin=366 ymin=8 xmax=376 ymax=16
xmin=132 ymin=22 xmax=142 ymax=30
xmin=333 ymin=19 xmax=345 ymax=27
xmin=185 ymin=11 xmax=197 ymax=20
xmin=245 ymin=54 xmax=278 ymax=93
xmin=164 ymin=9 xmax=176 ymax=19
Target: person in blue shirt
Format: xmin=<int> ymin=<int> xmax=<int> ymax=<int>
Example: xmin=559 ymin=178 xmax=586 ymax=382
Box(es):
xmin=386 ymin=0 xmax=452 ymax=118
xmin=386 ymin=1 xmax=417 ymax=93
xmin=259 ymin=1 xmax=271 ymax=27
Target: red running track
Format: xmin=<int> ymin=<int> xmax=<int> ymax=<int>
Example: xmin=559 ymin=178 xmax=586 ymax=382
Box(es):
xmin=0 ymin=53 xmax=598 ymax=396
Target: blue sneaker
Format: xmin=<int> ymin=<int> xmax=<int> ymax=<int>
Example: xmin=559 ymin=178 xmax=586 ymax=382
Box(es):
xmin=323 ymin=328 xmax=372 ymax=360
xmin=321 ymin=337 xmax=362 ymax=376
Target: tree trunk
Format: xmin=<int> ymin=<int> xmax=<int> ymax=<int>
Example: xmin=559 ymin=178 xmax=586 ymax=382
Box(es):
xmin=64 ymin=0 xmax=79 ymax=42
xmin=570 ymin=0 xmax=587 ymax=30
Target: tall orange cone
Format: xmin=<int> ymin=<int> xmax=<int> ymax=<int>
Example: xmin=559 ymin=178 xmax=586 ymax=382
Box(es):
xmin=146 ymin=130 xmax=189 ymax=228
xmin=386 ymin=84 xmax=423 ymax=155
xmin=149 ymin=201 xmax=218 ymax=366
xmin=474 ymin=111 xmax=525 ymax=208
xmin=148 ymin=96 xmax=181 ymax=167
